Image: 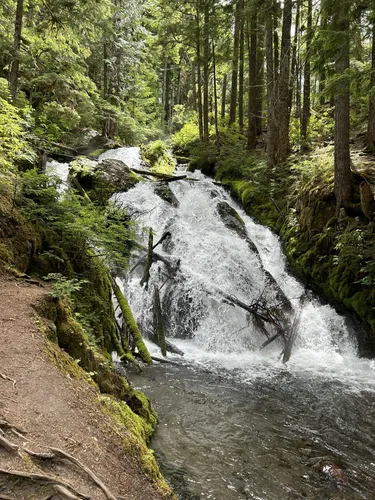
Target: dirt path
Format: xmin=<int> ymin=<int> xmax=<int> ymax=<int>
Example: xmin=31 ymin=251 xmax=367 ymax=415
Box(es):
xmin=0 ymin=275 xmax=171 ymax=499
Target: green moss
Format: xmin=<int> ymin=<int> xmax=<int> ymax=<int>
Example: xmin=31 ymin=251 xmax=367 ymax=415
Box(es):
xmin=100 ymin=396 xmax=175 ymax=498
xmin=141 ymin=141 xmax=175 ymax=175
xmin=112 ymin=280 xmax=152 ymax=365
xmin=88 ymin=148 xmax=106 ymax=159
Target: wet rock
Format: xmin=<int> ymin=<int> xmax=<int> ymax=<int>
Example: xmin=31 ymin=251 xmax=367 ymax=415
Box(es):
xmin=96 ymin=158 xmax=137 ymax=190
xmin=154 ymin=182 xmax=179 ymax=207
xmin=217 ymin=201 xmax=246 ymax=238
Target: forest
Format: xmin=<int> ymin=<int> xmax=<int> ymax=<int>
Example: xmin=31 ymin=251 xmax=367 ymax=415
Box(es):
xmin=1 ymin=0 xmax=375 ymax=498
xmin=1 ymin=0 xmax=375 ymax=346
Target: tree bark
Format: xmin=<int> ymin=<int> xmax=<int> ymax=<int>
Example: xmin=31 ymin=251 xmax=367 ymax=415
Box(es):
xmin=196 ymin=7 xmax=204 ymax=141
xmin=367 ymin=12 xmax=375 ymax=151
xmin=266 ymin=0 xmax=277 ymax=168
xmin=301 ymin=0 xmax=312 ymax=146
xmin=277 ymin=0 xmax=293 ymax=163
xmin=238 ymin=19 xmax=245 ymax=131
xmin=247 ymin=13 xmax=258 ymax=150
xmin=213 ymin=42 xmax=220 ymax=150
xmin=221 ymin=73 xmax=227 ymax=120
xmin=289 ymin=0 xmax=300 ymax=118
xmin=9 ymin=0 xmax=24 ymax=102
xmin=229 ymin=0 xmax=242 ymax=125
xmin=255 ymin=24 xmax=264 ymax=136
xmin=333 ymin=0 xmax=352 ymax=213
xmin=203 ymin=0 xmax=210 ymax=142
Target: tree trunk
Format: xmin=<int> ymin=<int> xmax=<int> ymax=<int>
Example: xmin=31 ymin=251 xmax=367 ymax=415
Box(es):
xmin=192 ymin=63 xmax=197 ymax=110
xmin=367 ymin=13 xmax=375 ymax=151
xmin=9 ymin=0 xmax=24 ymax=102
xmin=196 ymin=9 xmax=204 ymax=141
xmin=301 ymin=0 xmax=312 ymax=147
xmin=276 ymin=0 xmax=293 ymax=163
xmin=221 ymin=73 xmax=227 ymax=120
xmin=203 ymin=0 xmax=210 ymax=142
xmin=255 ymin=25 xmax=265 ymax=136
xmin=229 ymin=0 xmax=242 ymax=125
xmin=103 ymin=43 xmax=109 ymax=99
xmin=266 ymin=1 xmax=277 ymax=168
xmin=333 ymin=0 xmax=351 ymax=213
xmin=247 ymin=13 xmax=258 ymax=150
xmin=238 ymin=19 xmax=245 ymax=131
xmin=213 ymin=42 xmax=220 ymax=150
xmin=289 ymin=0 xmax=300 ymax=118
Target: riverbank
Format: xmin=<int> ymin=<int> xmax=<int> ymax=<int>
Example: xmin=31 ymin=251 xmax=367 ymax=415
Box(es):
xmin=0 ymin=153 xmax=175 ymax=498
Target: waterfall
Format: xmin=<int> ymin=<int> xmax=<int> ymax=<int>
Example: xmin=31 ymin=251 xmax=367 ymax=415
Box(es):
xmin=104 ymin=148 xmax=375 ymax=391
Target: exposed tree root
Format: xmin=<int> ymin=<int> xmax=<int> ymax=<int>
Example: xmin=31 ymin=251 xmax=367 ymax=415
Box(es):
xmin=50 ymin=447 xmax=117 ymax=500
xmin=0 ymin=469 xmax=89 ymax=500
xmin=0 ymin=429 xmax=118 ymax=500
xmin=0 ymin=374 xmax=17 ymax=391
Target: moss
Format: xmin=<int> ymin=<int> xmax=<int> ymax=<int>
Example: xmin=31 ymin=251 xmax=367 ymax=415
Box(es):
xmin=112 ymin=280 xmax=152 ymax=365
xmin=0 ymin=192 xmax=42 ymax=273
xmin=88 ymin=148 xmax=106 ymax=159
xmin=141 ymin=141 xmax=175 ymax=175
xmin=37 ymin=296 xmax=133 ymax=400
xmin=100 ymin=396 xmax=175 ymax=498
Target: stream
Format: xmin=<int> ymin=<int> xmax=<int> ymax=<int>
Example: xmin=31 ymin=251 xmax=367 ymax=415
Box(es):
xmin=48 ymin=148 xmax=375 ymax=499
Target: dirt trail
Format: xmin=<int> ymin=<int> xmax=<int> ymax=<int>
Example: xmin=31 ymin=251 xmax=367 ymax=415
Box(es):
xmin=0 ymin=275 xmax=169 ymax=499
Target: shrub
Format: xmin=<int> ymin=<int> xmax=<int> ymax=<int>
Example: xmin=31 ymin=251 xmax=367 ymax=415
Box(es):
xmin=141 ymin=140 xmax=174 ymax=175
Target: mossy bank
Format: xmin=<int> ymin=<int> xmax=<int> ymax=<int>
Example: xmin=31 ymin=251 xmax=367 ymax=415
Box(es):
xmin=0 ymin=162 xmax=175 ymax=497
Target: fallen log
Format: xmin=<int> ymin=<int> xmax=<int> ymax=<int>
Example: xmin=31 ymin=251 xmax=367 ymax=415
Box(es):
xmin=166 ymin=340 xmax=184 ymax=356
xmin=282 ymin=308 xmax=302 ymax=363
xmin=111 ymin=279 xmax=152 ymax=365
xmin=130 ymin=168 xmax=187 ymax=182
xmin=140 ymin=227 xmax=153 ymax=290
xmin=153 ymin=286 xmax=167 ymax=356
xmin=130 ymin=232 xmax=172 ymax=274
xmin=217 ymin=290 xmax=284 ymax=334
xmin=259 ymin=333 xmax=281 ymax=351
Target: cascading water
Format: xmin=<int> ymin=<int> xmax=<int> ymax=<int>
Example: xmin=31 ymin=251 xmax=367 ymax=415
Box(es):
xmin=51 ymin=148 xmax=375 ymax=499
xmin=106 ymin=148 xmax=375 ymax=499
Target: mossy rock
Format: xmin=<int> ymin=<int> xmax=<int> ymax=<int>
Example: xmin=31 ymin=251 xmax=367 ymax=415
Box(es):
xmin=154 ymin=182 xmax=179 ymax=206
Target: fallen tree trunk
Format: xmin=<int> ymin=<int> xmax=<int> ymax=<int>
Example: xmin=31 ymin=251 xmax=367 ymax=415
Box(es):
xmin=282 ymin=308 xmax=302 ymax=364
xmin=153 ymin=285 xmax=167 ymax=356
xmin=130 ymin=168 xmax=187 ymax=182
xmin=111 ymin=279 xmax=152 ymax=365
xmin=111 ymin=322 xmax=141 ymax=371
xmin=217 ymin=290 xmax=285 ymax=335
xmin=130 ymin=232 xmax=171 ymax=274
xmin=140 ymin=227 xmax=153 ymax=290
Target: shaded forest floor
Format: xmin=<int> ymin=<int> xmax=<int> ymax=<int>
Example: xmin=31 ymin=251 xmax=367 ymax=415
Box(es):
xmin=0 ymin=273 xmax=169 ymax=500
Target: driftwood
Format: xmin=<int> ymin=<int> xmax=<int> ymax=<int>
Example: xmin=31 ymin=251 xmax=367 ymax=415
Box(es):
xmin=140 ymin=228 xmax=153 ymax=290
xmin=153 ymin=286 xmax=167 ymax=356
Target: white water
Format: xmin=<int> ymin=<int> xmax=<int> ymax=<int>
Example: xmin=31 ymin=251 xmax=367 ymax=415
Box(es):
xmin=103 ymin=147 xmax=375 ymax=393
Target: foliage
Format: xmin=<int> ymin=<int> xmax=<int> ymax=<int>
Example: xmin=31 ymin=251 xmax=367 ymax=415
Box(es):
xmin=19 ymin=169 xmax=136 ymax=271
xmin=171 ymin=120 xmax=200 ymax=156
xmin=0 ymin=80 xmax=35 ymax=170
xmin=141 ymin=140 xmax=174 ymax=174
xmin=44 ymin=273 xmax=88 ymax=299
